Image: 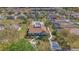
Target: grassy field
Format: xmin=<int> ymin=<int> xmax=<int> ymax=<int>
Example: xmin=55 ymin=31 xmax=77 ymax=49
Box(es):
xmin=36 ymin=40 xmax=50 ymax=51
xmin=3 ymin=38 xmax=35 ymax=51
xmin=56 ymin=30 xmax=79 ymax=49
xmin=0 ymin=19 xmax=35 ymax=51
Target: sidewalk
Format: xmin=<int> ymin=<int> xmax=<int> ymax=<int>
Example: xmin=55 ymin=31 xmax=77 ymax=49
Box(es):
xmin=47 ymin=27 xmax=54 ymax=50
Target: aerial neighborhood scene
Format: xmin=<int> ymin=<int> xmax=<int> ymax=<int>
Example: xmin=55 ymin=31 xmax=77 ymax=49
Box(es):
xmin=0 ymin=7 xmax=79 ymax=51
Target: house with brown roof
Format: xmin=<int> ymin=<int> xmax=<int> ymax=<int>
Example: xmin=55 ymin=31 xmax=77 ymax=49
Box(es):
xmin=27 ymin=21 xmax=48 ymax=36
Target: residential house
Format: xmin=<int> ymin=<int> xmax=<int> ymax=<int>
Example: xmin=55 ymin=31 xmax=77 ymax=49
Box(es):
xmin=0 ymin=24 xmax=5 ymax=30
xmin=17 ymin=15 xmax=26 ymax=20
xmin=0 ymin=15 xmax=4 ymax=20
xmin=71 ymin=13 xmax=79 ymax=18
xmin=6 ymin=15 xmax=16 ymax=20
xmin=9 ymin=24 xmax=21 ymax=31
xmin=69 ymin=28 xmax=79 ymax=35
xmin=27 ymin=21 xmax=48 ymax=36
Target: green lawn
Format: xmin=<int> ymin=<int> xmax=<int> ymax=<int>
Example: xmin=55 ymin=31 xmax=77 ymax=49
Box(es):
xmin=4 ymin=38 xmax=35 ymax=51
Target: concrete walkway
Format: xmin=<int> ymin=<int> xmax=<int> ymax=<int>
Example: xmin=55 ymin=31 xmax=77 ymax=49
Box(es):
xmin=29 ymin=36 xmax=39 ymax=50
xmin=47 ymin=27 xmax=54 ymax=50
